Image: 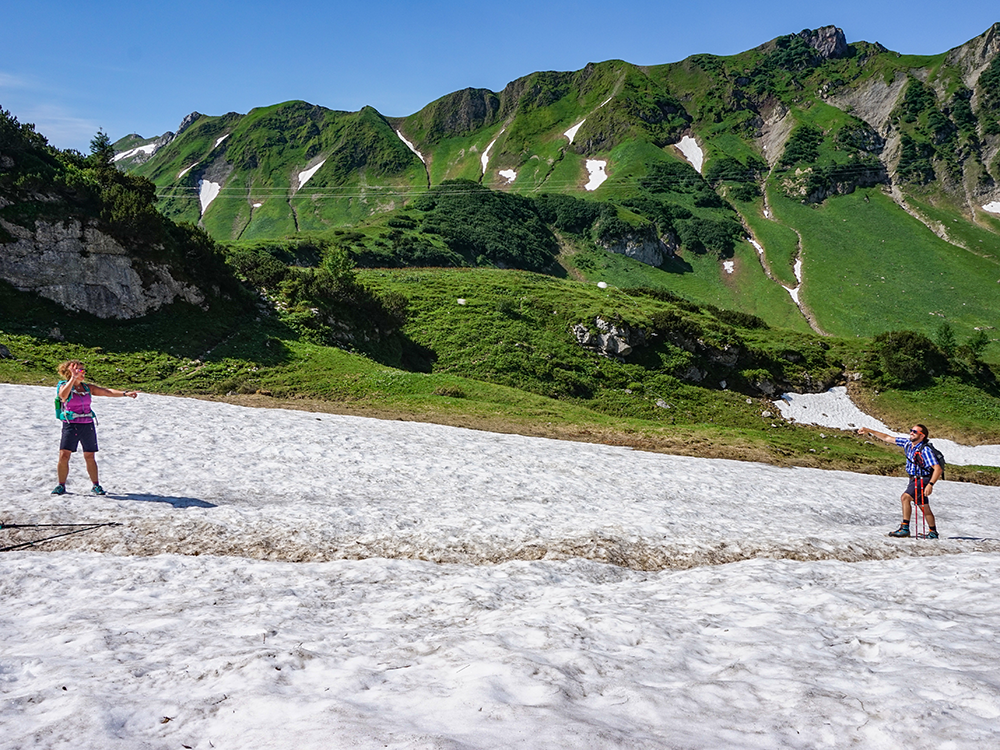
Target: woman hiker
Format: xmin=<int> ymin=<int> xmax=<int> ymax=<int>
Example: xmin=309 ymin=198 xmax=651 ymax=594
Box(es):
xmin=52 ymin=360 xmax=139 ymax=496
xmin=857 ymin=424 xmax=942 ymax=538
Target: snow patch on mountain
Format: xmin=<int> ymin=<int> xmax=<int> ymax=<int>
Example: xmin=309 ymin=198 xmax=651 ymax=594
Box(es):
xmin=395 ymin=130 xmax=426 ymax=163
xmin=674 ymin=135 xmax=704 ymax=173
xmin=564 ymin=120 xmax=585 ymax=143
xmin=297 ymin=160 xmax=326 ymax=189
xmin=198 ymin=179 xmax=221 ymax=214
xmin=177 ymin=163 xmax=198 ymax=180
xmin=983 ymin=201 xmax=1000 ymax=214
xmin=585 ymin=160 xmax=608 ymax=191
xmin=481 ymin=130 xmax=505 ymax=175
xmin=113 ymin=143 xmax=157 ymax=162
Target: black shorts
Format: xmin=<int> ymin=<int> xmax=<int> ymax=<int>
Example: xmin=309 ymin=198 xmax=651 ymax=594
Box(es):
xmin=906 ymin=476 xmax=932 ymax=505
xmin=60 ymin=421 xmax=99 ymax=453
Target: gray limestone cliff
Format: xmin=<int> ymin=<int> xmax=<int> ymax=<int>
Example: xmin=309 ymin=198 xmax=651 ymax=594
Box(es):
xmin=0 ymin=217 xmax=206 ymax=319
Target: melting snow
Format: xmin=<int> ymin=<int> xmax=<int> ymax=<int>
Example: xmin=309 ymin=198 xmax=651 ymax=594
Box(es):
xmin=498 ymin=169 xmax=516 ymax=184
xmin=214 ymin=134 xmax=230 ymax=149
xmin=2 ymin=383 xmax=1000 ymax=748
xmin=774 ymin=386 xmax=1000 ymax=467
xmin=113 ymin=143 xmax=157 ymax=162
xmin=564 ymin=120 xmax=585 ymax=143
xmin=749 ymin=238 xmax=765 ymax=256
xmin=198 ymin=179 xmax=221 ymax=214
xmin=674 ymin=135 xmax=704 ymax=174
xmin=983 ymin=201 xmax=1000 ymax=214
xmin=395 ymin=130 xmax=426 ymax=163
xmin=298 ymin=160 xmax=326 ymax=189
xmin=584 ymin=160 xmax=608 ymax=191
xmin=481 ymin=130 xmax=504 ymax=175
xmin=723 ymin=260 xmax=735 ymax=274
xmin=177 ymin=163 xmax=198 ymax=179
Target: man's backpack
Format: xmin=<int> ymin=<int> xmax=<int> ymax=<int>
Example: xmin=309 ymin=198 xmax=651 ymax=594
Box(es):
xmin=915 ymin=442 xmax=946 ymax=481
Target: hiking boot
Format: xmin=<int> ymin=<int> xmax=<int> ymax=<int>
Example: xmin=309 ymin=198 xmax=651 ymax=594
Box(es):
xmin=925 ymin=530 xmax=939 ymax=539
xmin=888 ymin=525 xmax=910 ymax=538
xmin=51 ymin=484 xmax=66 ymax=495
xmin=91 ymin=484 xmax=106 ymax=496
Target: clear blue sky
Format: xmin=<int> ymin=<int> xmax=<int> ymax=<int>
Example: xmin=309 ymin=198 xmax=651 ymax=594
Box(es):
xmin=3 ymin=0 xmax=997 ymax=152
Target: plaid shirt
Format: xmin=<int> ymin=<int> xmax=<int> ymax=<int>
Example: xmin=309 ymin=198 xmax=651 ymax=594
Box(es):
xmin=894 ymin=437 xmax=938 ymax=477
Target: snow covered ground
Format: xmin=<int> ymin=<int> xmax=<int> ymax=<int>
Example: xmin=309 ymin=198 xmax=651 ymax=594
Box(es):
xmin=775 ymin=386 xmax=1000 ymax=468
xmin=177 ymin=162 xmax=198 ymax=180
xmin=564 ymin=120 xmax=585 ymax=143
xmin=3 ymin=383 xmax=1000 ymax=749
xmin=982 ymin=201 xmax=1000 ymax=214
xmin=481 ymin=131 xmax=504 ymax=176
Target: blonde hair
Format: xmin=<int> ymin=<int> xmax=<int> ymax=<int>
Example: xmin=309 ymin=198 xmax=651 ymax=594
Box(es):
xmin=57 ymin=360 xmax=84 ymax=380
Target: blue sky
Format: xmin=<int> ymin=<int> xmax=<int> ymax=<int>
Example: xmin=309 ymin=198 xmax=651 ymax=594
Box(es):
xmin=3 ymin=0 xmax=997 ymax=152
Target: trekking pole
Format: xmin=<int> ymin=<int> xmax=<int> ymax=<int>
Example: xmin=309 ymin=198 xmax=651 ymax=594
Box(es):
xmin=0 ymin=522 xmax=121 ymax=552
xmin=916 ymin=477 xmax=926 ymax=539
xmin=1 ymin=522 xmax=122 ymax=529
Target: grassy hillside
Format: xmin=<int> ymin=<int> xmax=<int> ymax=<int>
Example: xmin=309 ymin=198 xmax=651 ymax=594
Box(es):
xmin=769 ymin=189 xmax=1000 ymax=342
xmin=4 ymin=261 xmax=999 ymax=484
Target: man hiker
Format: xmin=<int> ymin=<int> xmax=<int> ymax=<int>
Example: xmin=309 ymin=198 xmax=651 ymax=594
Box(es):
xmin=857 ymin=424 xmax=942 ymax=538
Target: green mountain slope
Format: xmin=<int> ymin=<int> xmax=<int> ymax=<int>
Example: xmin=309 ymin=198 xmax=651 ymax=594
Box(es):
xmin=5 ymin=104 xmax=1000 ymax=478
xmin=110 ymin=23 xmax=1000 ymax=356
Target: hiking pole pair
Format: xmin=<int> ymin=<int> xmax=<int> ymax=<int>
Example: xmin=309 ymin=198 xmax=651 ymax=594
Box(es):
xmin=914 ymin=477 xmax=927 ymax=539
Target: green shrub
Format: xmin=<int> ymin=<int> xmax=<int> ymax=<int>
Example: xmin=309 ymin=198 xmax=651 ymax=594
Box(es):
xmin=534 ymin=193 xmax=603 ymax=234
xmin=863 ymin=330 xmax=946 ymax=388
xmin=412 ymin=180 xmax=557 ymax=271
xmin=780 ymin=124 xmax=824 ymax=166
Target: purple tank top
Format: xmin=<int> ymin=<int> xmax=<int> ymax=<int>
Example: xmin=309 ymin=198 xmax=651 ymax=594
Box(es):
xmin=63 ymin=383 xmax=94 ymax=423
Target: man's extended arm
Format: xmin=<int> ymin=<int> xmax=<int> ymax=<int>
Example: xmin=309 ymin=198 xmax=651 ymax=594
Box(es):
xmin=857 ymin=426 xmax=897 ymax=444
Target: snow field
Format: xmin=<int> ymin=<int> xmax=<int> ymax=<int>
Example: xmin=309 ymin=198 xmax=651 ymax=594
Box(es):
xmin=3 ymin=384 xmax=1000 ymax=748
xmin=775 ymin=386 xmax=1000 ymax=467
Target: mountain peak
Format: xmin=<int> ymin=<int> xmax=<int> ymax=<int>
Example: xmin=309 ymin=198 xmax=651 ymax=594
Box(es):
xmin=797 ymin=25 xmax=849 ymax=60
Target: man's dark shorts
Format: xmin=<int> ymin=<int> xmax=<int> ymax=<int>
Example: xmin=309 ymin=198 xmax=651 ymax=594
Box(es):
xmin=60 ymin=422 xmax=99 ymax=453
xmin=906 ymin=476 xmax=931 ymax=505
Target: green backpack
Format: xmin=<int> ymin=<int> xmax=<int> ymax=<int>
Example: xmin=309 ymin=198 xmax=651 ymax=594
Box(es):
xmin=55 ymin=381 xmax=95 ymax=422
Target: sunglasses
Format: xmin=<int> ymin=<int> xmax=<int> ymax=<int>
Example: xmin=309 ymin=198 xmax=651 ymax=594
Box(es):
xmin=910 ymin=429 xmax=923 ymax=435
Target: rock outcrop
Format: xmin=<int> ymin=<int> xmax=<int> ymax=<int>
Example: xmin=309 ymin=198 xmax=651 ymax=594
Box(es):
xmin=798 ymin=26 xmax=849 ymax=60
xmin=0 ymin=217 xmax=205 ymax=319
xmin=573 ymin=317 xmax=647 ymax=357
xmin=598 ymin=230 xmax=677 ymax=267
